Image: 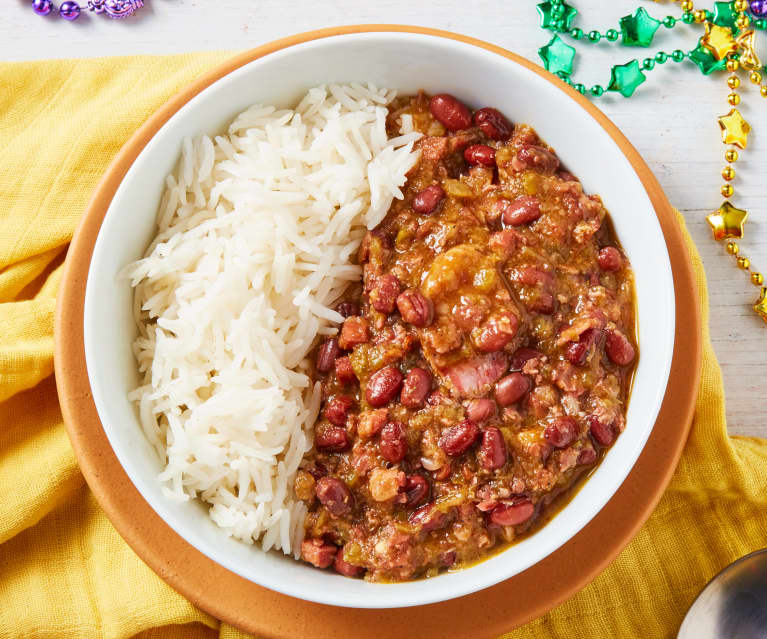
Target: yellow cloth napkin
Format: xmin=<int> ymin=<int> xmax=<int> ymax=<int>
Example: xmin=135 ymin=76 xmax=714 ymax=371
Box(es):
xmin=1 ymin=53 xmax=766 ymax=639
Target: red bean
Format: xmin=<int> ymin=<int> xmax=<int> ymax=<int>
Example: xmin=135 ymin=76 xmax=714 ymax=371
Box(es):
xmin=589 ymin=415 xmax=615 ymax=447
xmin=465 ymin=398 xmax=496 ymax=423
xmin=315 ymin=425 xmax=350 ymax=452
xmin=473 ymin=311 xmax=520 ymax=353
xmin=605 ymin=330 xmax=636 ymax=366
xmin=301 ymin=538 xmax=337 ymax=569
xmin=396 ymin=289 xmax=434 ymax=327
xmin=598 ymin=246 xmax=623 ymax=272
xmin=409 ymin=503 xmax=450 ymax=532
xmin=380 ymin=421 xmax=408 ymax=463
xmin=429 ymin=93 xmax=472 ymax=131
xmin=464 ymin=144 xmax=496 ymax=167
xmin=334 ymin=356 xmax=356 ymax=385
xmin=502 ymin=196 xmax=542 ymax=226
xmin=334 ymin=551 xmax=365 ymax=578
xmin=473 ymin=107 xmax=513 ymax=140
xmin=495 ymin=373 xmax=531 ymax=406
xmin=514 ymin=145 xmax=560 ymax=173
xmin=400 ymin=368 xmax=431 ymax=408
xmin=578 ymin=447 xmax=598 ymax=465
xmin=544 ymin=416 xmax=579 ymax=448
xmin=510 ymin=347 xmax=543 ymax=371
xmin=438 ymin=550 xmax=457 ymax=567
xmin=412 ymin=184 xmax=445 ymax=215
xmin=316 ymin=338 xmax=339 ymax=372
xmin=403 ymin=474 xmax=429 ymax=507
xmin=369 ymin=274 xmax=401 ymax=314
xmin=477 ymin=427 xmax=507 ymax=470
xmin=564 ymin=328 xmax=601 ymax=367
xmin=365 ymin=366 xmax=404 ymax=407
xmin=489 ymin=500 xmax=535 ymax=526
xmin=335 ymin=301 xmax=360 ymax=318
xmin=315 ymin=476 xmax=353 ymax=516
xmin=323 ymin=395 xmax=354 ymax=427
xmin=438 ymin=419 xmax=480 ymax=456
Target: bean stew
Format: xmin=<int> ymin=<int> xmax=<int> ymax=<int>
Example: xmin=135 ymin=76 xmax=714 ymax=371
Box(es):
xmin=297 ymin=92 xmax=637 ymax=582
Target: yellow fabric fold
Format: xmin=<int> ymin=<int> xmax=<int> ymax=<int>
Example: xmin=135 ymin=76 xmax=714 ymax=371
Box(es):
xmin=0 ymin=53 xmax=765 ymax=639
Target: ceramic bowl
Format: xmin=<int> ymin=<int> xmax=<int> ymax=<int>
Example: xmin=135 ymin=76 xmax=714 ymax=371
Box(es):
xmin=80 ymin=30 xmax=675 ymax=609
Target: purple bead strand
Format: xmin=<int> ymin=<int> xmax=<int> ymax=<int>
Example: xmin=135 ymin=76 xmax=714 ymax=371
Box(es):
xmin=751 ymin=0 xmax=767 ymax=17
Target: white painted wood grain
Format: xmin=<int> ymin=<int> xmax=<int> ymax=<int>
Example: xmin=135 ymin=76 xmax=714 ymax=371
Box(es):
xmin=3 ymin=0 xmax=765 ymax=436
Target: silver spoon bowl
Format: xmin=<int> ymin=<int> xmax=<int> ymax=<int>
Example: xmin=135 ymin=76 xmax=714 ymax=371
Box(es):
xmin=678 ymin=548 xmax=767 ymax=638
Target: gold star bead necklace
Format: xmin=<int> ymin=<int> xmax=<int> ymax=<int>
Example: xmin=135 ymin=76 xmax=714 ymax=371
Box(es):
xmin=702 ymin=0 xmax=767 ymax=323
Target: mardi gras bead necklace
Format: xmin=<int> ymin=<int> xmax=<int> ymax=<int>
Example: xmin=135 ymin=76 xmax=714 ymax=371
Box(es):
xmin=32 ymin=0 xmax=143 ymax=20
xmin=536 ymin=0 xmax=767 ymax=323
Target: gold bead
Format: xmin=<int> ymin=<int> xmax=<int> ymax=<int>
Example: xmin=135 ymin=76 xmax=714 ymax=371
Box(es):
xmin=726 ymin=149 xmax=739 ymax=163
xmin=728 ymin=92 xmax=741 ymax=106
xmin=681 ymin=0 xmax=693 ymax=11
xmin=694 ymin=9 xmax=707 ymax=22
xmin=738 ymin=256 xmax=751 ymax=270
xmin=761 ymin=86 xmax=767 ymax=97
xmin=728 ymin=75 xmax=741 ymax=89
xmin=722 ymin=166 xmax=736 ymax=181
xmin=752 ymin=272 xmax=764 ymax=286
xmin=734 ymin=0 xmax=749 ymax=11
xmin=727 ymin=59 xmax=740 ymax=72
xmin=736 ymin=14 xmax=751 ymax=29
xmin=750 ymin=72 xmax=762 ymax=85
xmin=721 ymin=183 xmax=734 ymax=197
xmin=727 ymin=242 xmax=739 ymax=255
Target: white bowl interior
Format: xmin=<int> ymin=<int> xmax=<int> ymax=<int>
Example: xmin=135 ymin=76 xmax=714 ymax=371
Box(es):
xmin=84 ymin=32 xmax=675 ymax=609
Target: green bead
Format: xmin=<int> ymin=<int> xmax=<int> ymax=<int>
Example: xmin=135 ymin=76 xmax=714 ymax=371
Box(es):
xmin=642 ymin=58 xmax=656 ymax=70
xmin=712 ymin=2 xmax=739 ymax=30
xmin=552 ymin=5 xmax=565 ymax=18
xmin=607 ymin=60 xmax=647 ymax=97
xmin=682 ymin=12 xmax=695 ymax=24
xmin=688 ymin=43 xmax=727 ymax=75
xmin=539 ymin=35 xmax=577 ymax=76
xmin=570 ymin=27 xmax=584 ymax=39
xmin=588 ymin=30 xmax=602 ymax=42
xmin=590 ymin=85 xmax=605 ymax=96
xmin=574 ymin=83 xmax=586 ymax=94
xmin=606 ymin=29 xmax=619 ymax=41
xmin=755 ymin=18 xmax=767 ymax=30
xmin=619 ymin=7 xmax=662 ymax=47
xmin=655 ymin=52 xmax=668 ymax=63
xmin=705 ymin=10 xmax=714 ymax=21
xmin=537 ymin=1 xmax=578 ymax=31
xmin=672 ymin=49 xmax=686 ymax=63
xmin=663 ymin=16 xmax=676 ymax=28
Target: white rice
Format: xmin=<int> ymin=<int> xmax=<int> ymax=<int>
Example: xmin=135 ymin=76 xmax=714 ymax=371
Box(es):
xmin=123 ymin=84 xmax=421 ymax=556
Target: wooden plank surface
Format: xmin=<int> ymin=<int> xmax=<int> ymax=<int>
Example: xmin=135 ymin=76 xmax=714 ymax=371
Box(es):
xmin=4 ymin=0 xmax=764 ymax=436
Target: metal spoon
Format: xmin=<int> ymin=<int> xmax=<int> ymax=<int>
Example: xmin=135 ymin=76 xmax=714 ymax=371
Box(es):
xmin=678 ymin=548 xmax=767 ymax=638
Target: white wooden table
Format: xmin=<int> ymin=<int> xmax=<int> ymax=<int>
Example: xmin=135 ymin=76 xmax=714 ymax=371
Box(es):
xmin=4 ymin=0 xmax=765 ymax=436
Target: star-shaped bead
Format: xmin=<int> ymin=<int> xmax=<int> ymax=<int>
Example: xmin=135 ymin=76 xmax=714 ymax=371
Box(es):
xmin=712 ymin=1 xmax=739 ymax=30
xmin=718 ymin=108 xmax=751 ymax=148
xmin=754 ymin=287 xmax=767 ymax=323
xmin=538 ymin=34 xmax=576 ymax=75
xmin=619 ymin=7 xmax=662 ymax=47
xmin=688 ymin=43 xmax=728 ymax=75
xmin=735 ymin=30 xmax=762 ymax=70
xmin=607 ymin=60 xmax=646 ymax=97
xmin=706 ymin=201 xmax=748 ymax=241
xmin=536 ymin=1 xmax=578 ymax=31
xmin=701 ymin=22 xmax=737 ymax=60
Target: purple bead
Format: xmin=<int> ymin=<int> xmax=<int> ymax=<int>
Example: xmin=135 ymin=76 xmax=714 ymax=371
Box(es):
xmin=104 ymin=0 xmax=143 ymax=18
xmin=751 ymin=0 xmax=767 ymax=16
xmin=59 ymin=1 xmax=81 ymax=19
xmin=32 ymin=0 xmax=54 ymax=15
